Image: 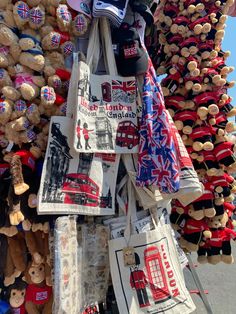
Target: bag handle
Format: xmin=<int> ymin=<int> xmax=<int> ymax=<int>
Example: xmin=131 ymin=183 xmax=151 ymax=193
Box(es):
xmin=86 ymin=17 xmax=118 ymax=75
xmin=99 ymin=17 xmax=118 ymax=76
xmin=86 ymin=18 xmax=101 ymax=73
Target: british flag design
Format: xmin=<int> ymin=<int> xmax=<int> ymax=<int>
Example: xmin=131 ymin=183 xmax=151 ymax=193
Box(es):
xmin=51 ymin=33 xmax=61 ymax=48
xmin=15 ymin=100 xmax=27 ymax=112
xmin=30 ymin=8 xmax=43 ymax=25
xmin=17 ymin=2 xmax=29 ymax=20
xmin=0 ymin=102 xmax=5 ymax=113
xmin=42 ymin=87 xmax=54 ymax=101
xmin=58 ymin=6 xmax=71 ymax=22
xmin=112 ymin=80 xmax=136 ymax=103
xmin=136 ymin=59 xmax=180 ymax=193
xmin=63 ymin=42 xmax=74 ymax=56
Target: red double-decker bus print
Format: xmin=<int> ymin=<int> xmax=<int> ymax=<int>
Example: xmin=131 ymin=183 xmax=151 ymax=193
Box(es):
xmin=144 ymin=246 xmax=171 ymax=304
xmin=62 ymin=173 xmax=99 ymax=207
xmin=116 ymin=121 xmax=139 ymax=149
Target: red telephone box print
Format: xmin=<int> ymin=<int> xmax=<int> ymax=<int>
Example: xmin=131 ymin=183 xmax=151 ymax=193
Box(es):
xmin=144 ymin=246 xmax=171 ymax=304
xmin=101 ymin=82 xmax=111 ymax=102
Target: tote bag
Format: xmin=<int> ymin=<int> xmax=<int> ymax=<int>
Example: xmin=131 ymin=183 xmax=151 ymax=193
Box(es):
xmin=37 ymin=116 xmax=120 ymax=215
xmin=109 ymin=178 xmax=196 ymax=314
xmin=72 ymin=17 xmax=139 ymax=154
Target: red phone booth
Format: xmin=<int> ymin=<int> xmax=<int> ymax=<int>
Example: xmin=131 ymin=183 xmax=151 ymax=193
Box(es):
xmin=144 ymin=246 xmax=171 ymax=304
xmin=101 ymin=82 xmax=111 ymax=102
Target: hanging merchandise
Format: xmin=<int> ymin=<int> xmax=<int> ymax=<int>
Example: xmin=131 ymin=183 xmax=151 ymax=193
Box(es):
xmin=135 ymin=58 xmax=181 ymax=193
xmin=53 ymin=216 xmax=110 ymax=313
xmin=53 ymin=216 xmax=82 ymax=314
xmin=71 ymin=18 xmax=139 ymax=154
xmin=150 ymin=0 xmax=236 ymax=264
xmin=109 ymin=178 xmax=196 ymax=314
xmin=38 ymin=116 xmax=120 ymax=215
xmin=92 ymin=0 xmax=130 ymax=27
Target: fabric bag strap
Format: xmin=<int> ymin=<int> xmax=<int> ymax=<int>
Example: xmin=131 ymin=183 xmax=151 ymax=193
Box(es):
xmin=86 ymin=17 xmax=118 ymax=75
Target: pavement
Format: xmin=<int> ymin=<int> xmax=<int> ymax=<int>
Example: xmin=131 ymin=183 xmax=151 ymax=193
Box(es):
xmin=184 ymin=245 xmax=236 ymax=314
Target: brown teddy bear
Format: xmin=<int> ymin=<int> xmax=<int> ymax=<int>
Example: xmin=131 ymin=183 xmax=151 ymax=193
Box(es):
xmin=25 ymin=262 xmax=53 ymax=314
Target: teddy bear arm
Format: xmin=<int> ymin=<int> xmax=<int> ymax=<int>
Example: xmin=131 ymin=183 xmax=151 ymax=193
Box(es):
xmin=42 ymin=293 xmax=53 ymax=314
xmin=25 ymin=301 xmax=40 ymax=314
xmin=8 ymin=235 xmax=27 ymax=272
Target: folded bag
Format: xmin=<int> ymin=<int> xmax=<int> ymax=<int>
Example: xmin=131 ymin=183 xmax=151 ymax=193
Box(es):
xmin=109 ymin=177 xmax=196 ymax=314
xmin=72 ymin=17 xmax=139 ymax=154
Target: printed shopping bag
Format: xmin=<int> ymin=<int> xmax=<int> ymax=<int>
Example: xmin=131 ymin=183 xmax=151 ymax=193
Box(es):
xmin=72 ymin=18 xmax=139 ymax=154
xmin=136 ymin=59 xmax=180 ymax=193
xmin=53 ymin=216 xmax=82 ymax=314
xmin=37 ymin=116 xmax=120 ymax=215
xmin=109 ymin=179 xmax=196 ymax=314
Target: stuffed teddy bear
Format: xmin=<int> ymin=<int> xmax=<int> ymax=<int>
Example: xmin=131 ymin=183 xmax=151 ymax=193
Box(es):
xmin=18 ymin=29 xmax=45 ymax=72
xmin=206 ymin=212 xmax=236 ymax=264
xmin=178 ymin=217 xmax=212 ymax=252
xmin=24 ymin=230 xmax=51 ymax=286
xmin=4 ymin=231 xmax=27 ymax=286
xmin=188 ymin=183 xmax=216 ymax=220
xmin=5 ymin=278 xmax=27 ymax=314
xmin=173 ymin=110 xmax=198 ymax=135
xmin=189 ymin=123 xmax=215 ymax=152
xmin=25 ymin=262 xmax=53 ymax=314
xmin=6 ymin=64 xmax=45 ymax=101
xmin=213 ymin=134 xmax=236 ymax=168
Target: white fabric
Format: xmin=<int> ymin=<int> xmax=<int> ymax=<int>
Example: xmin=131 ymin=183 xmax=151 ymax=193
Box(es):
xmin=109 ymin=179 xmax=196 ymax=314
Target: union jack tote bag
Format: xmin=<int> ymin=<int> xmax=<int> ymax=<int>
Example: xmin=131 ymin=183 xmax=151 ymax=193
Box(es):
xmin=136 ymin=59 xmax=180 ymax=194
xmin=71 ymin=18 xmax=139 ymax=154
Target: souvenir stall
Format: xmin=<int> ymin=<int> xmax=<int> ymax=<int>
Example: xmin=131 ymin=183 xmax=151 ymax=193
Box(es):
xmin=0 ymin=0 xmax=235 ymax=313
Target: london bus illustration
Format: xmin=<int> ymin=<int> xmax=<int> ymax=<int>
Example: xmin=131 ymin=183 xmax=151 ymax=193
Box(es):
xmin=144 ymin=246 xmax=171 ymax=303
xmin=62 ymin=173 xmax=99 ymax=207
xmin=116 ymin=121 xmax=139 ymax=149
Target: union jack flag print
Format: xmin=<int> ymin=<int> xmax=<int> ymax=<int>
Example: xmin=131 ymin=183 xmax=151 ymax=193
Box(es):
xmin=30 ymin=8 xmax=43 ymax=25
xmin=17 ymin=2 xmax=29 ymax=20
xmin=58 ymin=6 xmax=71 ymax=22
xmin=15 ymin=100 xmax=27 ymax=112
xmin=136 ymin=59 xmax=180 ymax=193
xmin=51 ymin=33 xmax=61 ymax=48
xmin=112 ymin=80 xmax=136 ymax=103
xmin=0 ymin=102 xmax=6 ymax=113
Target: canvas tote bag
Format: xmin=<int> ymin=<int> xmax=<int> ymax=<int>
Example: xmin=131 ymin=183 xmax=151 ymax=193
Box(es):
xmin=37 ymin=115 xmax=120 ymax=215
xmin=109 ymin=178 xmax=196 ymax=314
xmin=72 ymin=17 xmax=139 ymax=154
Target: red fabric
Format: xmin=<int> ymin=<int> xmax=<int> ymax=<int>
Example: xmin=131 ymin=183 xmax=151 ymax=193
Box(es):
xmin=130 ymin=270 xmax=148 ymax=289
xmin=174 ymin=111 xmax=198 ymax=122
xmin=194 ymin=187 xmax=213 ymax=202
xmin=190 ymin=126 xmax=213 ymax=140
xmin=214 ymin=142 xmax=234 ymax=162
xmin=83 ymin=129 xmax=93 ymax=140
xmin=77 ymin=126 xmax=82 ymax=138
xmin=201 ymin=151 xmax=216 ymax=162
xmin=11 ymin=304 xmax=26 ymax=314
xmin=209 ymin=228 xmax=236 ymax=247
xmin=15 ymin=150 xmax=35 ymax=171
xmin=25 ymin=284 xmax=52 ymax=305
xmin=183 ymin=218 xmax=209 ymax=235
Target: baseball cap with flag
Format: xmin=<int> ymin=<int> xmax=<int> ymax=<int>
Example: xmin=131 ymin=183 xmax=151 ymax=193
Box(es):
xmin=112 ymin=24 xmax=148 ymax=76
xmin=67 ymin=0 xmax=92 ymax=19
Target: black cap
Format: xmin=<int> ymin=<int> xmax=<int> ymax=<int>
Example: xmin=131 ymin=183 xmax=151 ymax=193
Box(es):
xmin=112 ymin=24 xmax=148 ymax=77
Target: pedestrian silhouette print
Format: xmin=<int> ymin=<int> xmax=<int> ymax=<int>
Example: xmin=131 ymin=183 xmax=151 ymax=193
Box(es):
xmin=77 ymin=119 xmax=82 ymax=149
xmin=129 ymin=253 xmax=150 ymax=308
xmin=83 ymin=122 xmax=94 ymax=150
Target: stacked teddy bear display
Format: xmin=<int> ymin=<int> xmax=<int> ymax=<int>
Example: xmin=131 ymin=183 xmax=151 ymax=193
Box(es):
xmin=0 ymin=0 xmax=92 ymax=311
xmin=151 ymin=0 xmax=236 ymax=265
